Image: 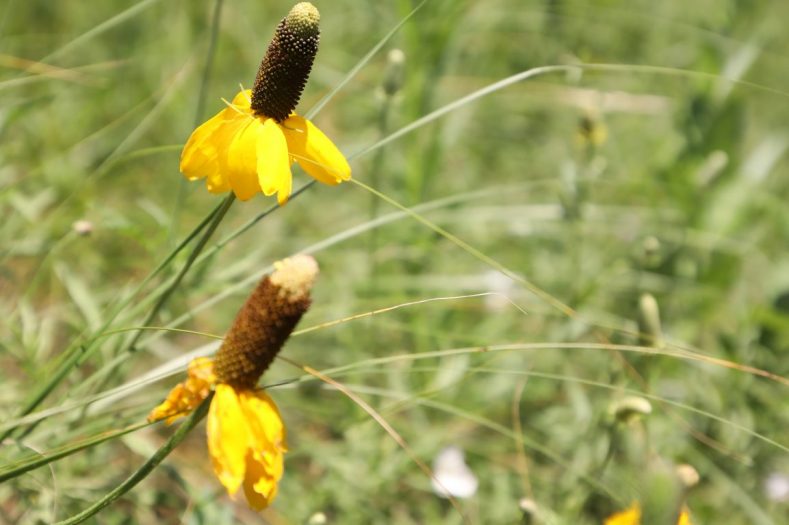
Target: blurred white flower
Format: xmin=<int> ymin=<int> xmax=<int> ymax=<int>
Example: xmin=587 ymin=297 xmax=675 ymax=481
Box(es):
xmin=72 ymin=219 xmax=93 ymax=236
xmin=430 ymin=446 xmax=478 ymax=499
xmin=765 ymin=472 xmax=789 ymax=502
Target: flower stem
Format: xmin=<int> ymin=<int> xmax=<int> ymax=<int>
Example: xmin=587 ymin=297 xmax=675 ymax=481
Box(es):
xmin=3 ymin=195 xmax=233 ymax=443
xmin=59 ymin=193 xmax=235 ymax=427
xmin=367 ymin=90 xmax=394 ymax=292
xmin=53 ymin=394 xmax=212 ymax=525
xmin=0 ymin=421 xmax=149 ymax=483
xmin=169 ymin=0 xmax=226 ymax=244
xmin=125 ymin=193 xmax=235 ymax=353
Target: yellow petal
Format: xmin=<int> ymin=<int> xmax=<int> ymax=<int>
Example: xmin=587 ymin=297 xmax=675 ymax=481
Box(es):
xmin=239 ymin=390 xmax=287 ymax=453
xmin=223 ymin=117 xmax=262 ymax=200
xmin=181 ymin=102 xmax=253 ymax=193
xmin=147 ymin=384 xmax=185 ymax=424
xmin=243 ymin=453 xmax=278 ymax=511
xmin=207 ymin=384 xmax=250 ymax=495
xmin=180 ymin=110 xmax=226 ymax=181
xmin=604 ymin=503 xmax=641 ymax=525
xmin=678 ymin=508 xmax=693 ymax=525
xmin=237 ymin=390 xmax=286 ymax=510
xmin=256 ymin=118 xmax=292 ymax=204
xmin=280 ymin=115 xmax=351 ymax=186
xmin=147 ymin=358 xmax=216 ymax=424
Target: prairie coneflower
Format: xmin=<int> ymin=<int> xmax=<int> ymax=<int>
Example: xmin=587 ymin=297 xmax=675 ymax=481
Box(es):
xmin=604 ymin=503 xmax=694 ymax=525
xmin=180 ymin=2 xmax=351 ymax=205
xmin=149 ymin=255 xmax=319 ymax=510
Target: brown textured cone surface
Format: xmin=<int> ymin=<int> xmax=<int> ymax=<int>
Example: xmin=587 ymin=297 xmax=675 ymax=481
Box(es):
xmin=214 ymin=276 xmax=311 ymax=389
xmin=251 ymin=18 xmax=319 ymax=122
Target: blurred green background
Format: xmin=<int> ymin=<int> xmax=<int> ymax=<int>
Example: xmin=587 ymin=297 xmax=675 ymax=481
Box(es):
xmin=1 ymin=0 xmax=788 ymax=523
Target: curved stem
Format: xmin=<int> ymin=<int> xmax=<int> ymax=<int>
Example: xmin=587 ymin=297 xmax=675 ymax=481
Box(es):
xmin=54 ymin=394 xmax=212 ymax=525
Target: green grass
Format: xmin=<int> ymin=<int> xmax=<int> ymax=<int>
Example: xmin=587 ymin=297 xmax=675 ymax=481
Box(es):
xmin=1 ymin=0 xmax=788 ymax=523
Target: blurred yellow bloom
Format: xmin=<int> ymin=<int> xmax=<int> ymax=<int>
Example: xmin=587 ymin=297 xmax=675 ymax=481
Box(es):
xmin=180 ymin=89 xmax=351 ymax=205
xmin=604 ymin=503 xmax=693 ymax=525
xmin=148 ymin=255 xmax=318 ymax=511
xmin=148 ymin=359 xmax=287 ymax=511
xmin=208 ymin=384 xmax=286 ymax=510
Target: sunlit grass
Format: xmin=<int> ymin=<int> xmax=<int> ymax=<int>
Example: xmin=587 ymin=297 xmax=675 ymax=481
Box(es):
xmin=1 ymin=0 xmax=788 ymax=524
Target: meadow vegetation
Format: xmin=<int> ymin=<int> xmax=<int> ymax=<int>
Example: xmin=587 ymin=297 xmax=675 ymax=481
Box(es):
xmin=1 ymin=0 xmax=788 ymax=523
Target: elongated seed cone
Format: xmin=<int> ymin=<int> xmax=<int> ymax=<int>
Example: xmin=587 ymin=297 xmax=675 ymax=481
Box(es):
xmin=213 ymin=255 xmax=318 ymax=389
xmin=251 ymin=2 xmax=320 ymax=122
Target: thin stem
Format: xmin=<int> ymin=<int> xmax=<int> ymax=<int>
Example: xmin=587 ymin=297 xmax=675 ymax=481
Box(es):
xmin=53 ymin=395 xmax=212 ymax=525
xmin=169 ymin=0 xmax=226 ymax=245
xmin=4 ymin=196 xmax=232 ymax=443
xmin=124 ymin=193 xmax=235 ymax=354
xmin=367 ymin=94 xmax=393 ymax=291
xmin=60 ymin=194 xmax=233 ymax=419
xmin=0 ymin=421 xmax=149 ymax=483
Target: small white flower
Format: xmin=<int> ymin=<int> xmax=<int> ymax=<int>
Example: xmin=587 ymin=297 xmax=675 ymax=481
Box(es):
xmin=765 ymin=472 xmax=789 ymax=502
xmin=72 ymin=219 xmax=93 ymax=236
xmin=431 ymin=446 xmax=478 ymax=499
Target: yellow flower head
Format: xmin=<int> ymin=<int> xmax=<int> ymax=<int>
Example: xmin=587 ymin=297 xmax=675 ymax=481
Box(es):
xmin=604 ymin=503 xmax=694 ymax=525
xmin=180 ymin=2 xmax=351 ymax=205
xmin=149 ymin=255 xmax=319 ymax=510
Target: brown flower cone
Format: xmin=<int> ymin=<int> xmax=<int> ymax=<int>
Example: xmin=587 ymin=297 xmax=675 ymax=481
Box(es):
xmin=251 ymin=3 xmax=320 ymax=122
xmin=213 ymin=255 xmax=317 ymax=389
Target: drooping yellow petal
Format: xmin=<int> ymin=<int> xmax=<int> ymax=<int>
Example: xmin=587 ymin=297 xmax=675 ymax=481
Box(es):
xmin=181 ymin=91 xmax=257 ymax=195
xmin=240 ymin=390 xmax=287 ymax=451
xmin=256 ymin=118 xmax=292 ymax=204
xmin=181 ymin=105 xmax=245 ymax=195
xmin=234 ymin=390 xmax=286 ymax=510
xmin=243 ymin=452 xmax=279 ymax=511
xmin=207 ymin=384 xmax=250 ymax=495
xmin=147 ymin=357 xmax=216 ymax=424
xmin=280 ymin=115 xmax=351 ymax=186
xmin=223 ymin=117 xmax=262 ymax=200
xmin=180 ymin=110 xmax=226 ymax=182
xmin=147 ymin=384 xmax=187 ymax=424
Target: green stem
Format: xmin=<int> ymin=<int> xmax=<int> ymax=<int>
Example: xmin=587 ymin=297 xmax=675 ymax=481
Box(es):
xmin=0 ymin=421 xmax=149 ymax=483
xmin=367 ymin=94 xmax=393 ymax=291
xmin=0 ymin=199 xmax=224 ymax=443
xmin=4 ymin=196 xmax=232 ymax=443
xmin=169 ymin=0 xmax=226 ymax=245
xmin=54 ymin=395 xmax=212 ymax=525
xmin=123 ymin=193 xmax=235 ymax=354
xmin=62 ymin=194 xmax=234 ymax=422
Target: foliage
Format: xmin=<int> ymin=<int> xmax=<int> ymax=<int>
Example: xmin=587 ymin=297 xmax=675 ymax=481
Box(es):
xmin=1 ymin=0 xmax=788 ymax=523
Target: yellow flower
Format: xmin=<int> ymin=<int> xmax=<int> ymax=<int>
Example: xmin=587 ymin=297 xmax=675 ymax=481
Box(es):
xmin=179 ymin=2 xmax=350 ymax=205
xmin=148 ymin=254 xmax=319 ymax=511
xmin=604 ymin=503 xmax=694 ymax=525
xmin=148 ymin=360 xmax=287 ymax=511
xmin=180 ymin=90 xmax=351 ymax=205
